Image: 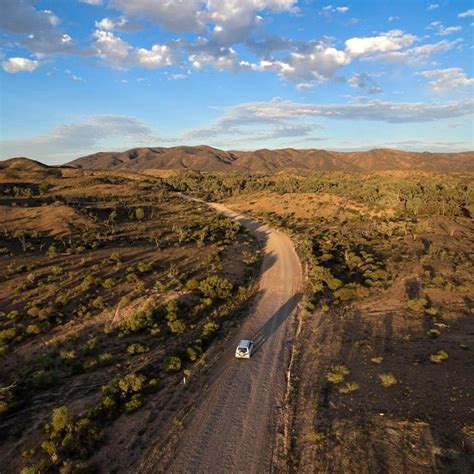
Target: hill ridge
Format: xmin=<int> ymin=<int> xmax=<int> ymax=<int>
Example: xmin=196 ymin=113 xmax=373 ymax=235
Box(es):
xmin=69 ymin=146 xmax=474 ymax=173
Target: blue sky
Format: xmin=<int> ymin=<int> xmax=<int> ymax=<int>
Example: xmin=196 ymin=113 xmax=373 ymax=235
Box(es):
xmin=0 ymin=0 xmax=473 ymax=164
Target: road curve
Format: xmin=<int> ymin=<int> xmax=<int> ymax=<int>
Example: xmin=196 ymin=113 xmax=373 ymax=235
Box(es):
xmin=165 ymin=203 xmax=302 ymax=473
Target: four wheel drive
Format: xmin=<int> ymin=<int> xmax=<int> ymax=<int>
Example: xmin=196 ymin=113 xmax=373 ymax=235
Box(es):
xmin=235 ymin=339 xmax=254 ymax=359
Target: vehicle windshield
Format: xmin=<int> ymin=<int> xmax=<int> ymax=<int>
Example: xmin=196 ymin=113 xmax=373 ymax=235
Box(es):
xmin=238 ymin=347 xmax=248 ymax=352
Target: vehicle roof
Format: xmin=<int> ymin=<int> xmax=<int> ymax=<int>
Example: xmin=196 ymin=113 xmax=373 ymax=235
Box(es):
xmin=238 ymin=339 xmax=253 ymax=348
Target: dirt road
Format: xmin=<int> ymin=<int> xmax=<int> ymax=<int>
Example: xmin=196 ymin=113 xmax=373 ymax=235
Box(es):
xmin=163 ymin=203 xmax=303 ymax=473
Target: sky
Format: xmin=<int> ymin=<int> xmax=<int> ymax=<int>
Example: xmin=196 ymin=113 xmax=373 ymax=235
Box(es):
xmin=0 ymin=0 xmax=473 ymax=164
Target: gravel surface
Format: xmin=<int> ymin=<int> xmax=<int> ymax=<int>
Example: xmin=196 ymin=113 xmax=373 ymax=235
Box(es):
xmin=164 ymin=203 xmax=303 ymax=473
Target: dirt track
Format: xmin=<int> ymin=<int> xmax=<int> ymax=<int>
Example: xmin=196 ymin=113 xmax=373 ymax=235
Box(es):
xmin=161 ymin=203 xmax=303 ymax=473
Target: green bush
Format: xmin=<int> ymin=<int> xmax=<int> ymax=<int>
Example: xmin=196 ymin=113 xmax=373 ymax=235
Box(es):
xmin=127 ymin=343 xmax=149 ymax=355
xmin=338 ymin=382 xmax=359 ymax=394
xmin=165 ymin=356 xmax=181 ymax=372
xmin=198 ymin=275 xmax=233 ymax=301
xmin=326 ymin=365 xmax=349 ymax=384
xmin=327 ymin=278 xmax=343 ymax=291
xmin=378 ymin=373 xmax=397 ymax=387
xmin=26 ymin=324 xmax=40 ymax=336
xmin=119 ymin=304 xmax=157 ymax=334
xmin=430 ymin=350 xmax=448 ymax=363
xmin=102 ymin=278 xmax=115 ymax=289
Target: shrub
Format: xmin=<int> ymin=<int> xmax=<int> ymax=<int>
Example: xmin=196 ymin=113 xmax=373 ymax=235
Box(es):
xmin=80 ymin=275 xmax=95 ymax=292
xmin=378 ymin=373 xmax=397 ymax=388
xmin=51 ymin=406 xmax=72 ymax=432
xmin=407 ymin=298 xmax=428 ymax=313
xmin=26 ymin=324 xmax=40 ymax=335
xmin=91 ymin=296 xmax=105 ymax=310
xmin=326 ymin=365 xmax=349 ymax=384
xmin=427 ymin=329 xmax=441 ymax=339
xmin=109 ymin=252 xmax=121 ymax=263
xmin=127 ymin=343 xmax=149 ymax=355
xmin=95 ymin=373 xmax=146 ymax=418
xmin=430 ymin=350 xmax=448 ymax=363
xmin=338 ymin=382 xmax=359 ymax=394
xmin=98 ymin=353 xmax=113 ymax=364
xmin=135 ymin=208 xmax=145 ymax=220
xmin=119 ymin=304 xmax=157 ymax=334
xmin=327 ymin=278 xmax=343 ymax=291
xmin=137 ymin=261 xmax=152 ymax=273
xmin=186 ymin=344 xmax=203 ymax=362
xmin=0 ymin=400 xmax=9 ymax=413
xmin=82 ymin=336 xmax=98 ymax=354
xmin=47 ymin=245 xmax=58 ymax=258
xmin=124 ymin=394 xmax=143 ymax=412
xmin=201 ymin=321 xmax=219 ymax=339
xmin=59 ymin=350 xmax=76 ymax=360
xmin=102 ymin=278 xmax=115 ymax=289
xmin=165 ymin=356 xmax=181 ymax=372
xmin=198 ymin=275 xmax=233 ymax=301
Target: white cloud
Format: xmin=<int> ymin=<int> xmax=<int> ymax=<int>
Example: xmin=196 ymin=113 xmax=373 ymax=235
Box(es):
xmin=0 ymin=0 xmax=74 ymax=54
xmin=418 ymin=68 xmax=474 ymax=92
xmin=134 ymin=44 xmax=176 ymax=68
xmin=109 ymin=0 xmax=297 ymax=44
xmin=362 ymin=39 xmax=460 ymax=64
xmin=296 ymin=82 xmax=316 ymax=91
xmin=91 ymin=30 xmax=179 ymax=69
xmin=322 ymin=5 xmax=349 ymax=14
xmin=184 ymin=98 xmax=474 ymax=141
xmin=95 ymin=16 xmax=141 ymax=32
xmin=259 ymin=41 xmax=349 ymax=82
xmin=429 ymin=21 xmax=462 ymax=36
xmin=65 ymin=69 xmax=83 ymax=81
xmin=92 ymin=30 xmax=131 ymax=67
xmin=458 ymin=8 xmax=474 ymax=18
xmin=109 ymin=0 xmax=203 ymax=32
xmin=190 ymin=48 xmax=255 ymax=72
xmin=2 ymin=57 xmax=39 ymax=73
xmin=80 ymin=0 xmax=103 ymax=4
xmin=0 ymin=115 xmax=157 ymax=163
xmin=427 ymin=3 xmax=439 ymax=10
xmin=388 ymin=16 xmax=399 ymax=21
xmin=345 ymin=30 xmax=417 ymax=57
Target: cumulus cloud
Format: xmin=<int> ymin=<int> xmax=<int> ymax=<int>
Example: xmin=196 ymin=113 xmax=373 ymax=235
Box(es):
xmin=418 ymin=68 xmax=474 ymax=92
xmin=108 ymin=0 xmax=297 ymax=44
xmin=91 ymin=30 xmax=179 ymax=69
xmin=259 ymin=40 xmax=349 ymax=83
xmin=0 ymin=115 xmax=157 ymax=163
xmin=0 ymin=0 xmax=74 ymax=54
xmin=2 ymin=57 xmax=39 ymax=73
xmin=80 ymin=0 xmax=103 ymax=4
xmin=345 ymin=30 xmax=417 ymax=57
xmin=427 ymin=4 xmax=440 ymax=10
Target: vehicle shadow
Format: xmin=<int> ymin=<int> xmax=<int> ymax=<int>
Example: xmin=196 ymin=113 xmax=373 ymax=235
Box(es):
xmin=251 ymin=291 xmax=303 ymax=355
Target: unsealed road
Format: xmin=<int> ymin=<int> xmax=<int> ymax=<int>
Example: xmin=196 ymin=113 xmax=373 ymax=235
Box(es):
xmin=166 ymin=203 xmax=302 ymax=473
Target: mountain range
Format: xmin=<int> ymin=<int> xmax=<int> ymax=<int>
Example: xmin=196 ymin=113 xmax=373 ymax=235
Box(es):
xmin=68 ymin=146 xmax=474 ymax=173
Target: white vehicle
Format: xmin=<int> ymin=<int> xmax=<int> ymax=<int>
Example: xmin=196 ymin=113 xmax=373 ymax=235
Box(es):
xmin=235 ymin=339 xmax=254 ymax=359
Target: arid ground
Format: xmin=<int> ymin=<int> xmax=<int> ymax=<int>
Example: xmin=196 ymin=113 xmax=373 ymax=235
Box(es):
xmin=0 ymin=157 xmax=473 ymax=473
